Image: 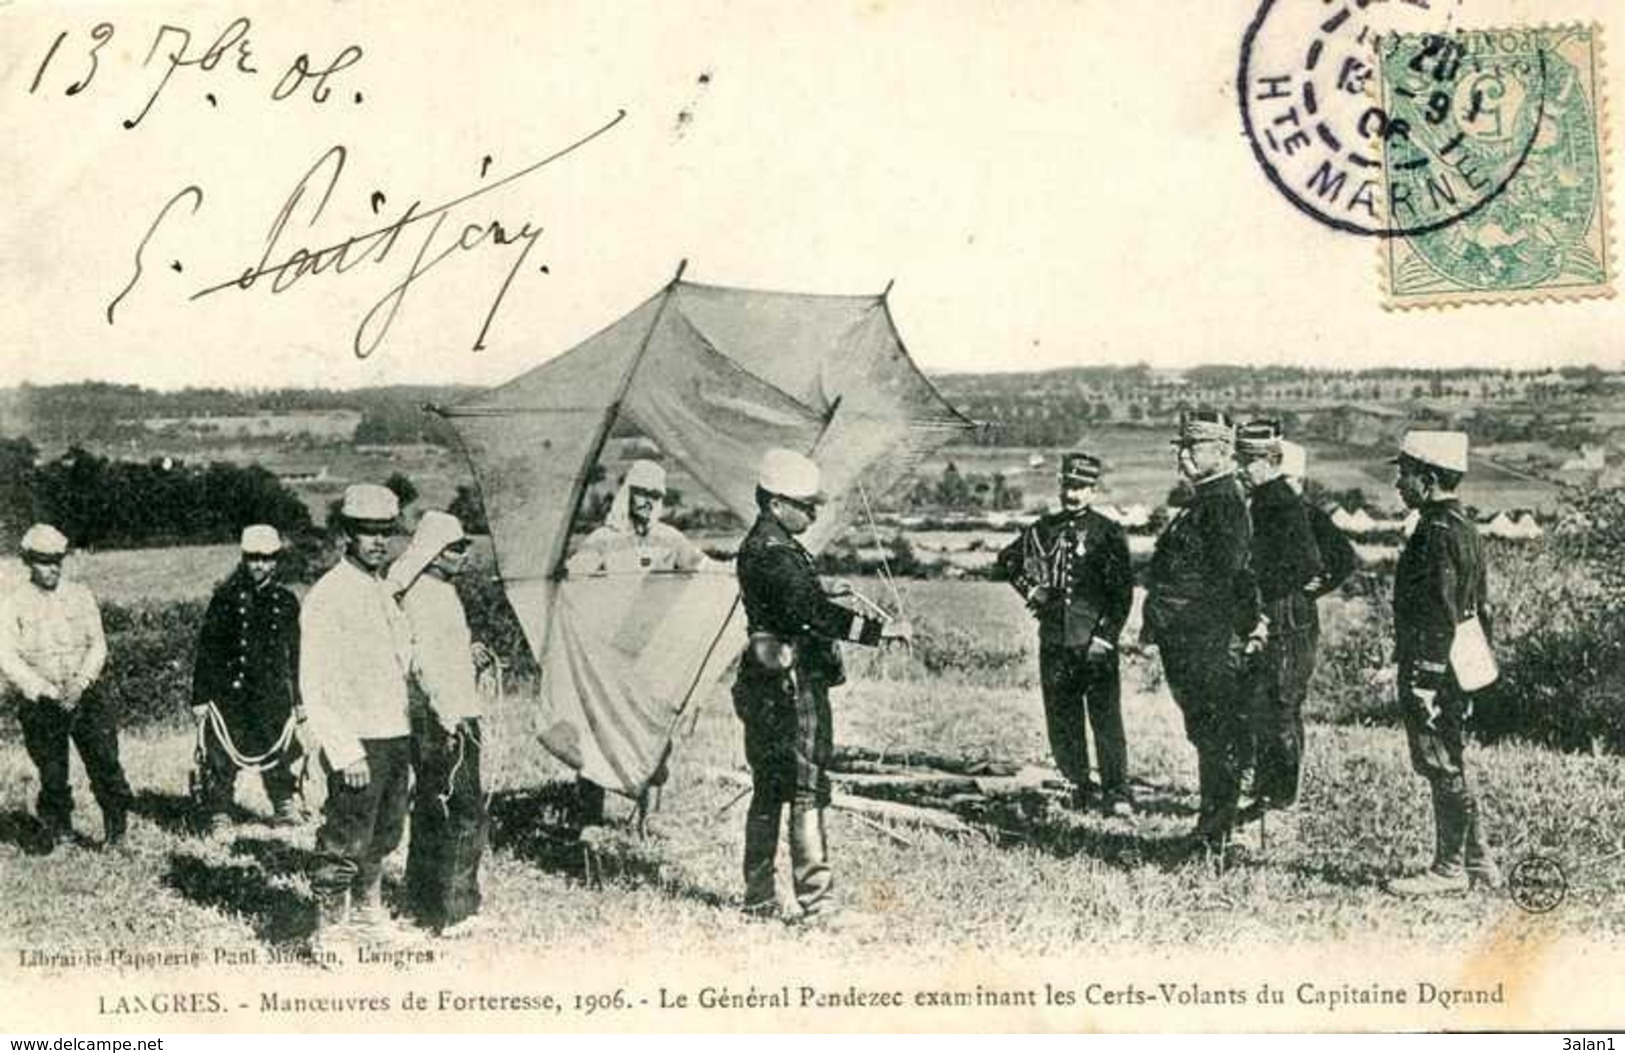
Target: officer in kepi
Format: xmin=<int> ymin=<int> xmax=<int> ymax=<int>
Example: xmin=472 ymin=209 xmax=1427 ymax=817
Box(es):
xmin=732 ymin=448 xmax=911 ymax=925
xmin=191 ymin=524 xmax=306 ymax=834
xmin=996 ymin=452 xmax=1135 ymax=815
xmin=1387 ymin=430 xmax=1501 ymax=896
xmin=0 ymin=524 xmax=132 ymax=850
xmin=1142 ymin=409 xmax=1266 ymax=859
xmin=1233 ymin=421 xmax=1323 ymax=838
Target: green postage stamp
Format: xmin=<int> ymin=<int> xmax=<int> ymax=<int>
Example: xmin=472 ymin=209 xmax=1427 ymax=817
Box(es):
xmin=1380 ymin=24 xmax=1614 ymax=308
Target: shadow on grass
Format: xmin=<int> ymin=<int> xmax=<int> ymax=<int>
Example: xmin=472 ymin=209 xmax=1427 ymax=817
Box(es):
xmin=844 ymin=775 xmax=1208 ymax=870
xmin=163 ymin=845 xmax=313 ymax=944
xmin=489 ymin=783 xmax=732 ymax=910
xmin=131 ymin=789 xmax=200 ymax=837
xmin=0 ymin=808 xmax=55 ymax=856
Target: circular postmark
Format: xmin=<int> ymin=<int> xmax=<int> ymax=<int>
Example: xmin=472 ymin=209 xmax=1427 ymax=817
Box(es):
xmin=1238 ymin=0 xmax=1548 ymax=237
xmin=1508 ymin=853 xmax=1568 ymax=914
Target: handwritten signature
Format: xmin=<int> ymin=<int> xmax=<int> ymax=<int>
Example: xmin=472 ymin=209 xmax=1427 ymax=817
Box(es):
xmin=109 ymin=109 xmax=627 ymax=358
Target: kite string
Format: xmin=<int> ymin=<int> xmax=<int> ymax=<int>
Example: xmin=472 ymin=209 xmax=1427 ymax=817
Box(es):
xmin=853 ymin=478 xmax=915 ymax=672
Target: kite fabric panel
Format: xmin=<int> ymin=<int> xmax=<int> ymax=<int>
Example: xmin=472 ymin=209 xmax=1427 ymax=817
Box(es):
xmin=443 ymin=277 xmax=976 ymax=796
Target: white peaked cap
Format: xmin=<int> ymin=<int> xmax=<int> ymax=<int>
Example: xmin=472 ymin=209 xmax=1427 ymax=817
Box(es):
xmin=1279 ymin=441 xmax=1308 ymax=479
xmin=625 ymin=459 xmax=667 ymax=492
xmin=19 ymin=523 xmax=68 ymax=557
xmin=1396 ymin=430 xmax=1469 ymax=473
xmin=340 ymin=483 xmax=400 ymax=522
xmin=757 ymin=448 xmax=823 ymax=502
xmin=240 ymin=525 xmax=283 ymax=555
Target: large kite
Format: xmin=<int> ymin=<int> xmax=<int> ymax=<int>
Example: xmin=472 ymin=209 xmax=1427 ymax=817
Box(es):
xmin=437 ymin=266 xmax=976 ymax=795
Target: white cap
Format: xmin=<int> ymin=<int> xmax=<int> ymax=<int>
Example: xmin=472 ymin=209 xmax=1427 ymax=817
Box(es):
xmin=1279 ymin=441 xmax=1308 ymax=480
xmin=19 ymin=523 xmax=68 ymax=559
xmin=757 ymin=448 xmax=823 ymax=502
xmin=340 ymin=483 xmax=401 ymax=524
xmin=240 ymin=524 xmax=283 ymax=555
xmin=625 ymin=459 xmax=667 ymax=493
xmin=1395 ymin=430 xmax=1469 ymax=473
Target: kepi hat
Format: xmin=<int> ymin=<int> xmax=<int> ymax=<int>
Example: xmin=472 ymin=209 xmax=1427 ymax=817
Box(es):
xmin=1392 ymin=430 xmax=1469 ymax=474
xmin=339 ymin=483 xmax=401 ymax=530
xmin=1236 ymin=418 xmax=1284 ymax=458
xmin=240 ymin=524 xmax=283 ymax=555
xmin=19 ymin=523 xmax=68 ymax=561
xmin=1171 ymin=407 xmax=1235 ymax=447
xmin=757 ymin=448 xmax=824 ymax=504
xmin=1060 ymin=452 xmax=1103 ymax=487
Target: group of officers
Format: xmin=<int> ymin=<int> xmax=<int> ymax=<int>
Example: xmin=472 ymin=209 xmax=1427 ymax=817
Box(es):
xmin=0 ymin=417 xmax=1502 ymax=947
xmin=997 ymin=410 xmax=1500 ymax=898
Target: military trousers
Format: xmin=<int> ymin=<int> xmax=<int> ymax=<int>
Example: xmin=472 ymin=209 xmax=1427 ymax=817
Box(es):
xmin=198 ymin=718 xmax=303 ymax=816
xmin=1244 ymin=623 xmax=1319 ymax=808
xmin=312 ymin=737 xmax=411 ymax=900
xmin=405 ymin=711 xmax=486 ymax=930
xmin=733 ymin=658 xmax=835 ymax=913
xmin=1401 ymin=677 xmax=1494 ymax=877
xmin=1038 ymin=642 xmax=1129 ymax=802
xmin=1159 ymin=630 xmax=1246 ymax=845
xmin=16 ymin=689 xmax=133 ymax=834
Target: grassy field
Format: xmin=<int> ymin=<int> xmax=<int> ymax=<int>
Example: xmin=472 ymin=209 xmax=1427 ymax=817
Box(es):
xmin=2 ymin=580 xmax=1619 ymax=966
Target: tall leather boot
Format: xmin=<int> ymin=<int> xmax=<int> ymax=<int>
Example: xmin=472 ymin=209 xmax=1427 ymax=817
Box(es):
xmin=741 ymin=803 xmax=781 ymax=918
xmin=1390 ymin=779 xmax=1469 ymax=897
xmin=1462 ymin=792 xmax=1501 ymax=888
xmin=102 ymin=807 xmax=128 ymax=850
xmin=789 ymin=806 xmax=835 ymax=920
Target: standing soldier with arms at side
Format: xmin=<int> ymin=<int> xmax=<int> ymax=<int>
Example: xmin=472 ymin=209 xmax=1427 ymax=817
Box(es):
xmin=1142 ymin=410 xmax=1267 ymax=858
xmin=997 ymin=452 xmax=1135 ymax=816
xmin=1387 ymin=431 xmax=1501 ymax=896
xmin=1234 ymin=422 xmax=1325 ymax=838
xmin=191 ymin=525 xmax=306 ymax=835
xmin=301 ymin=485 xmax=416 ymax=948
xmin=0 ymin=524 xmax=131 ymax=850
xmin=388 ymin=511 xmax=493 ymax=938
xmin=733 ymin=448 xmax=910 ymax=925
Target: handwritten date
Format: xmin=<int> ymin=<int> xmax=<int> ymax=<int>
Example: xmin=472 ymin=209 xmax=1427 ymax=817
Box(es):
xmin=28 ymin=17 xmax=363 ymax=128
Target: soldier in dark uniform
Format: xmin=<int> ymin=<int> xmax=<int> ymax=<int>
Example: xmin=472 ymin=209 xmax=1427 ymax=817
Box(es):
xmin=1387 ymin=431 xmax=1500 ymax=896
xmin=996 ymin=453 xmax=1134 ymax=815
xmin=1234 ymin=422 xmax=1323 ymax=832
xmin=1280 ymin=442 xmax=1357 ymax=613
xmin=1142 ymin=409 xmax=1266 ymax=855
xmin=732 ymin=447 xmax=910 ymax=923
xmin=191 ymin=525 xmax=305 ymax=833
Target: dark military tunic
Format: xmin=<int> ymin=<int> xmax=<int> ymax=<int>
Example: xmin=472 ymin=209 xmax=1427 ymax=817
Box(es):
xmin=192 ymin=566 xmax=303 ymax=811
xmin=194 ymin=566 xmax=302 ymax=752
xmin=997 ymin=508 xmax=1134 ymax=801
xmin=1243 ymin=477 xmax=1325 ymax=808
xmin=732 ymin=511 xmax=886 ymax=915
xmin=733 ymin=514 xmax=882 ymax=806
xmin=1392 ymin=497 xmax=1494 ymax=875
xmin=1144 ymin=472 xmax=1260 ymax=846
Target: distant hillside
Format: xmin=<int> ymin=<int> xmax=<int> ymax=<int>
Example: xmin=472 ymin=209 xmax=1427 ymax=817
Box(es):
xmin=0 ymin=383 xmax=480 ymax=447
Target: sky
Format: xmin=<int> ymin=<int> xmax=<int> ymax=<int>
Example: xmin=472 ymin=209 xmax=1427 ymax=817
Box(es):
xmin=2 ymin=0 xmax=1620 ymax=391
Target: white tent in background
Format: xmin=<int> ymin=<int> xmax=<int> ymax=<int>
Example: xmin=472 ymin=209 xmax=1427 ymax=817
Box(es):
xmin=1345 ymin=508 xmax=1379 ymax=534
xmin=1117 ymin=503 xmax=1152 ymax=528
xmin=1028 ymin=452 xmax=1046 ymax=469
xmin=1511 ymin=512 xmax=1545 ymax=539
